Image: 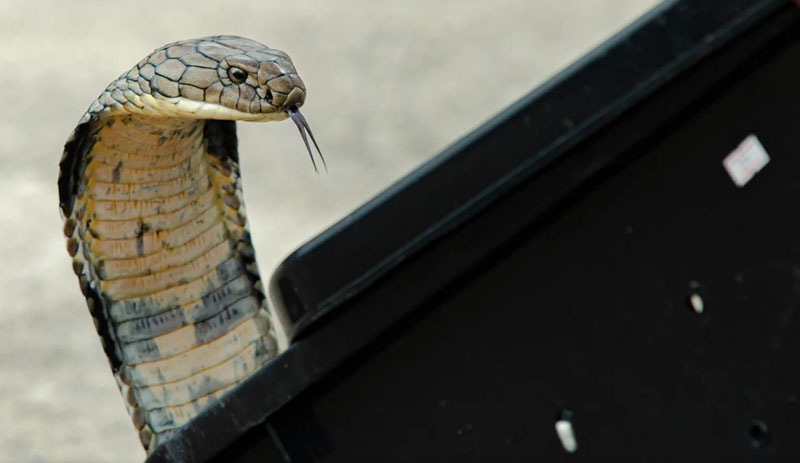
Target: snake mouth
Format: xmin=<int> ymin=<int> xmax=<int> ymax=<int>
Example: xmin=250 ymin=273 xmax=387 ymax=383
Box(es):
xmin=286 ymin=106 xmax=325 ymax=173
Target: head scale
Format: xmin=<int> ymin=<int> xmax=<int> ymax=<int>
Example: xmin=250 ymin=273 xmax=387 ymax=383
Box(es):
xmin=137 ymin=36 xmax=302 ymax=117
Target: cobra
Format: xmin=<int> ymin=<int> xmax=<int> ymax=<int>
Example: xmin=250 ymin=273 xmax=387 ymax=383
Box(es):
xmin=57 ymin=36 xmax=322 ymax=453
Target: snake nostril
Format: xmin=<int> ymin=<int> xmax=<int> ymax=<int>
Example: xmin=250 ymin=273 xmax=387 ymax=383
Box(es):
xmin=265 ymin=89 xmax=273 ymax=104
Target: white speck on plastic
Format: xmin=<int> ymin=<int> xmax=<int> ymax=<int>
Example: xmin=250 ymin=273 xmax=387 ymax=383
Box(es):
xmin=690 ymin=293 xmax=704 ymax=314
xmin=555 ymin=419 xmax=577 ymax=453
xmin=723 ymin=134 xmax=770 ymax=187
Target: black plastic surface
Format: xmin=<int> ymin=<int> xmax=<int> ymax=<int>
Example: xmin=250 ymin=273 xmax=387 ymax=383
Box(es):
xmin=268 ymin=17 xmax=800 ymax=458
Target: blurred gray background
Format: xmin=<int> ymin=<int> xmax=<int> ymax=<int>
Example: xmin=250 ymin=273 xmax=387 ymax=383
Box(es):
xmin=0 ymin=1 xmax=659 ymax=461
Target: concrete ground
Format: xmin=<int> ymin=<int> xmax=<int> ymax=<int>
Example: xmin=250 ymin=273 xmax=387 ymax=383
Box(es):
xmin=0 ymin=1 xmax=659 ymax=461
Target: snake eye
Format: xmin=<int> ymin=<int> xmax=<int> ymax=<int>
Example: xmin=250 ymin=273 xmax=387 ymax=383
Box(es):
xmin=228 ymin=67 xmax=247 ymax=84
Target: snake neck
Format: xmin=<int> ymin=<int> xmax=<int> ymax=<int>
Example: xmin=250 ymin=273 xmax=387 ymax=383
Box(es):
xmin=99 ymin=115 xmax=203 ymax=154
xmin=65 ymin=113 xmax=278 ymax=451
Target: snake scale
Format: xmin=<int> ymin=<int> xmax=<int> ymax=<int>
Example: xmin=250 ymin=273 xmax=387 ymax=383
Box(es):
xmin=57 ymin=36 xmax=322 ymax=453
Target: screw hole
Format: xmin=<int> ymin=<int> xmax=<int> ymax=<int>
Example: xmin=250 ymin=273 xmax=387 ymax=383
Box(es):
xmin=557 ymin=409 xmax=574 ymax=422
xmin=748 ymin=420 xmax=770 ymax=448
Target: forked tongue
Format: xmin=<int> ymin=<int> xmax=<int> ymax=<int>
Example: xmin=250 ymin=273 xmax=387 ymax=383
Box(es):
xmin=287 ymin=106 xmax=326 ymax=173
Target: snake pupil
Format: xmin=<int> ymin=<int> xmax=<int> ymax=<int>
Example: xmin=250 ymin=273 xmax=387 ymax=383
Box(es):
xmin=265 ymin=89 xmax=273 ymax=104
xmin=229 ymin=68 xmax=247 ymax=84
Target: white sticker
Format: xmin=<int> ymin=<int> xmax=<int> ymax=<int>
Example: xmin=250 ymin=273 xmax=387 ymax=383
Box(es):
xmin=723 ymin=134 xmax=770 ymax=187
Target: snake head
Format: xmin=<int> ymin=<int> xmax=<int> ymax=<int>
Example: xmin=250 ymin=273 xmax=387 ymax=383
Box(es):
xmin=129 ymin=35 xmax=305 ymax=120
xmin=94 ymin=35 xmax=325 ymax=171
